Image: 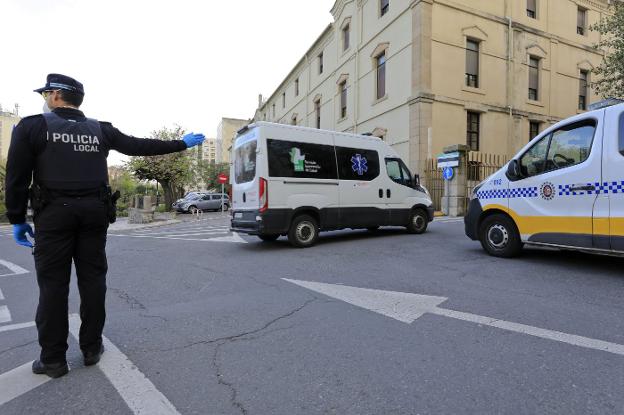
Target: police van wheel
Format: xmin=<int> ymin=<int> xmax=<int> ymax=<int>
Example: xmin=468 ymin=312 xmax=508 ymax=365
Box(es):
xmin=258 ymin=234 xmax=279 ymax=242
xmin=288 ymin=215 xmax=319 ymax=248
xmin=479 ymin=214 xmax=522 ymax=258
xmin=406 ymin=208 xmax=428 ymax=234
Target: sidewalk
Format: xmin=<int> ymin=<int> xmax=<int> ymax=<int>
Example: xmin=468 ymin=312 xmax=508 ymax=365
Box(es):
xmin=108 ymin=217 xmax=181 ymax=232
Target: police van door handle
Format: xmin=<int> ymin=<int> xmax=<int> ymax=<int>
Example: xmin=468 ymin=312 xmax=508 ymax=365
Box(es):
xmin=379 ymin=189 xmax=383 ymax=198
xmin=569 ymin=184 xmax=595 ymax=192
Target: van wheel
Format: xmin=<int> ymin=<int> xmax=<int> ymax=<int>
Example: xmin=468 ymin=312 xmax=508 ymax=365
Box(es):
xmin=288 ymin=215 xmax=319 ymax=248
xmin=479 ymin=214 xmax=522 ymax=258
xmin=188 ymin=206 xmax=198 ymax=214
xmin=258 ymin=234 xmax=279 ymax=242
xmin=406 ymin=208 xmax=428 ymax=234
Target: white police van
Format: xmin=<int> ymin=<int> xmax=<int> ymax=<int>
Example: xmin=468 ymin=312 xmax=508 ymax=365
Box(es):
xmin=230 ymin=122 xmax=434 ymax=247
xmin=465 ymin=99 xmax=624 ymax=257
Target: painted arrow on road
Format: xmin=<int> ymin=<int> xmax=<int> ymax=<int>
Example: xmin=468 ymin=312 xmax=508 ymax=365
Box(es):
xmin=283 ymin=279 xmax=624 ymax=357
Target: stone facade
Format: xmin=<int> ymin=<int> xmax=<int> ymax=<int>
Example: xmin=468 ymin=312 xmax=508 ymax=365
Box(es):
xmin=253 ymin=0 xmax=611 ymax=175
xmin=217 ymin=118 xmax=249 ymax=163
xmin=0 ymin=109 xmax=21 ymax=161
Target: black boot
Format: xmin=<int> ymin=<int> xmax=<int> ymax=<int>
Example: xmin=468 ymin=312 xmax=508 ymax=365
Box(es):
xmin=83 ymin=344 xmax=104 ymax=366
xmin=31 ymin=360 xmax=69 ymax=378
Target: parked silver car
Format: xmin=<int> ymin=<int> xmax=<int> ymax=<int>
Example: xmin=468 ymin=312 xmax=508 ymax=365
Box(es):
xmin=177 ymin=193 xmax=230 ymax=213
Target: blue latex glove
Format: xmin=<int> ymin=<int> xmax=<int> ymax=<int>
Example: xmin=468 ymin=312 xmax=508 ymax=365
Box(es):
xmin=182 ymin=132 xmax=206 ymax=148
xmin=13 ymin=223 xmax=35 ymax=248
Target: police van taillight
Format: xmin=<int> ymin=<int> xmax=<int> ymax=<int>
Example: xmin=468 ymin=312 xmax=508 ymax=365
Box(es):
xmin=259 ymin=177 xmax=268 ymax=213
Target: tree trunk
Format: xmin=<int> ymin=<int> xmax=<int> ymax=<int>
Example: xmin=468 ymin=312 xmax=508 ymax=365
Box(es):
xmin=160 ymin=180 xmax=176 ymax=212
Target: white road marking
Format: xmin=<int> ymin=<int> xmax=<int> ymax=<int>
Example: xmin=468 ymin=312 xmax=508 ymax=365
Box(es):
xmin=0 ymin=361 xmax=52 ymax=406
xmin=434 ymin=217 xmax=464 ymax=224
xmin=283 ymin=279 xmax=624 ymax=357
xmin=0 ymin=260 xmax=29 ymax=277
xmin=68 ymin=316 xmax=181 ymax=415
xmin=0 ymin=306 xmax=11 ymax=324
xmin=0 ymin=321 xmax=36 ymax=333
xmin=109 ymin=233 xmax=247 ymax=243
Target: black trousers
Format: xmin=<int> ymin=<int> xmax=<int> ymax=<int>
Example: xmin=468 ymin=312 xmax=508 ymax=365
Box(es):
xmin=33 ymin=196 xmax=109 ymax=364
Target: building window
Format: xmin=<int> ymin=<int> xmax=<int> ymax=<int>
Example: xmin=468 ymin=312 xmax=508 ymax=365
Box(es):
xmin=318 ymin=52 xmax=324 ymax=74
xmin=527 ymin=0 xmax=536 ymax=18
xmin=343 ymin=24 xmax=350 ymax=51
xmin=376 ymin=52 xmax=387 ymax=100
xmin=314 ymin=99 xmax=321 ymax=129
xmin=529 ymin=121 xmax=540 ymax=141
xmin=579 ymin=70 xmax=589 ymax=110
xmin=295 ymin=79 xmax=299 ymax=96
xmin=282 ymin=92 xmax=286 ymax=108
xmin=292 ymin=116 xmax=297 ymax=126
xmin=465 ymin=39 xmax=479 ymax=88
xmin=528 ymin=56 xmax=539 ymax=101
xmin=340 ymin=81 xmax=347 ymax=119
xmin=272 ymin=104 xmax=275 ymax=118
xmin=577 ymin=7 xmax=587 ymax=35
xmin=467 ymin=111 xmax=480 ymax=151
xmin=380 ymin=0 xmax=389 ymax=16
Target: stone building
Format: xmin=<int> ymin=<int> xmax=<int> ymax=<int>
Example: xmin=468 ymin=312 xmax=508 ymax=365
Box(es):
xmin=0 ymin=106 xmax=21 ymax=161
xmin=253 ymin=0 xmax=612 ymax=175
xmin=217 ymin=118 xmax=249 ymax=163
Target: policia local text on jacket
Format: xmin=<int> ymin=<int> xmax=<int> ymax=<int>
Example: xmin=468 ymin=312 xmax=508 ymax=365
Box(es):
xmin=4 ymin=74 xmax=205 ymax=378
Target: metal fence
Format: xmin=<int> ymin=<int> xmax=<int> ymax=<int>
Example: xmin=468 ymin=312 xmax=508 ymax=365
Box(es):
xmin=423 ymin=152 xmax=509 ymax=214
xmin=424 ymin=158 xmax=444 ymax=211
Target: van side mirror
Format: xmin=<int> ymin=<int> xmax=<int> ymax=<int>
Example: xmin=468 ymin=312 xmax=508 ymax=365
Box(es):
xmin=414 ymin=174 xmax=421 ymax=186
xmin=506 ymin=160 xmax=521 ymax=181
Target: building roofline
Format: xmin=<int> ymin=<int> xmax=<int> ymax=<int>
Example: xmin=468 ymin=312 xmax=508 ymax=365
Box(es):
xmin=258 ymin=23 xmax=334 ymax=112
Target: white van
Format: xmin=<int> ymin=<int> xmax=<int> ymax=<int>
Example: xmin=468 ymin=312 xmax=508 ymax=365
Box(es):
xmin=465 ymin=99 xmax=624 ymax=258
xmin=230 ymin=122 xmax=434 ymax=247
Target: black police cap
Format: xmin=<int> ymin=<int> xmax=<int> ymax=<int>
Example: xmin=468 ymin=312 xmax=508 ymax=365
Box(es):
xmin=34 ymin=73 xmax=84 ymax=95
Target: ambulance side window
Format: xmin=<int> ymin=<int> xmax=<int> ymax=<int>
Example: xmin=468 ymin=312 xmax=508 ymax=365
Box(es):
xmin=620 ymin=112 xmax=624 ymax=156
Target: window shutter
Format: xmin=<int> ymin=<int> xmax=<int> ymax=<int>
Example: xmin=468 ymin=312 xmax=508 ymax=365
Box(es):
xmin=527 ymin=0 xmax=536 ymax=12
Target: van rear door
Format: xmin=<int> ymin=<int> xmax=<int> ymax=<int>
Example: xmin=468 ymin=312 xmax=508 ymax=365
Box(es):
xmin=232 ymin=128 xmax=260 ymax=211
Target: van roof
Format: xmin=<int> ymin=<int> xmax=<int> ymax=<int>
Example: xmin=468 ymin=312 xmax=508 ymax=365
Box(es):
xmin=237 ymin=121 xmax=383 ymax=143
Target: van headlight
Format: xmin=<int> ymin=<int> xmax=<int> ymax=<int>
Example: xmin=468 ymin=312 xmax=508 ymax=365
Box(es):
xmin=472 ymin=182 xmax=484 ymax=200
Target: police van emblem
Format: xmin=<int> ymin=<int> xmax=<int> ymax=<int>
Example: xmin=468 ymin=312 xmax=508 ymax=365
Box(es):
xmin=540 ymin=182 xmax=555 ymax=201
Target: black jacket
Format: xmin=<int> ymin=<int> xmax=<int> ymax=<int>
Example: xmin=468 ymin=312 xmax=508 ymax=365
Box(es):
xmin=5 ymin=107 xmax=187 ymax=224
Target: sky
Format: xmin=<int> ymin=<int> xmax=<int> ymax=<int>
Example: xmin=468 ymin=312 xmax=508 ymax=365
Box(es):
xmin=1 ymin=0 xmax=336 ymax=165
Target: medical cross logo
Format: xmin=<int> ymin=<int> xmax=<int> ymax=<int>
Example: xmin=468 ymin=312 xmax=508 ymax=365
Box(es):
xmin=351 ymin=154 xmax=368 ymax=176
xmin=289 ymin=148 xmax=305 ymax=172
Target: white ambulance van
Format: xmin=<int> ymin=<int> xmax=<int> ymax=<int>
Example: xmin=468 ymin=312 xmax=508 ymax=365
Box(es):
xmin=465 ymin=99 xmax=624 ymax=258
xmin=230 ymin=122 xmax=434 ymax=247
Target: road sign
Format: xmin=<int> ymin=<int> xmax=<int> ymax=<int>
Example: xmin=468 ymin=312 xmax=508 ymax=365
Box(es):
xmin=217 ymin=174 xmax=228 ymax=184
xmin=437 ymin=152 xmax=460 ymax=168
xmin=443 ymin=167 xmax=454 ymax=181
xmin=283 ymin=279 xmax=624 ymax=357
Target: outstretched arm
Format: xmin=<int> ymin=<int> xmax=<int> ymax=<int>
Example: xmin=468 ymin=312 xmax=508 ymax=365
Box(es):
xmin=103 ymin=123 xmax=197 ymax=156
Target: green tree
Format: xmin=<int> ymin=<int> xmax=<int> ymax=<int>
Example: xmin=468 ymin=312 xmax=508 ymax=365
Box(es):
xmin=127 ymin=126 xmax=194 ymax=211
xmin=197 ymin=161 xmax=230 ymax=193
xmin=591 ymin=2 xmax=624 ymax=99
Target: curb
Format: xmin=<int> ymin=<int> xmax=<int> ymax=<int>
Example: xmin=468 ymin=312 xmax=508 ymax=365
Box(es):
xmin=108 ymin=219 xmax=182 ymax=232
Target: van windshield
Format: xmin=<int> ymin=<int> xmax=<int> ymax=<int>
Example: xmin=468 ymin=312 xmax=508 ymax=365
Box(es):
xmin=234 ymin=131 xmax=257 ymax=184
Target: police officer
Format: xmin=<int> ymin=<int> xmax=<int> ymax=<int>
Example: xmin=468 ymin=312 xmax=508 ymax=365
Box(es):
xmin=4 ymin=74 xmax=205 ymax=378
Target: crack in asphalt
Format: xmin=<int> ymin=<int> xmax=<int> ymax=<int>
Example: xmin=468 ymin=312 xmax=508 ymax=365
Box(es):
xmin=210 ymin=299 xmax=316 ymax=415
xmin=139 ymin=313 xmax=168 ymax=322
xmin=108 ymin=287 xmax=147 ymax=310
xmin=0 ymin=340 xmax=38 ymax=356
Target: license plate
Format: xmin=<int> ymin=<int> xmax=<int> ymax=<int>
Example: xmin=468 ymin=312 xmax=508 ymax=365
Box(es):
xmin=234 ymin=212 xmax=243 ymax=219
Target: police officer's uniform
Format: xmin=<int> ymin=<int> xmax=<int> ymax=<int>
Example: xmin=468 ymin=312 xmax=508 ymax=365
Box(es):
xmin=5 ymin=74 xmax=188 ymax=374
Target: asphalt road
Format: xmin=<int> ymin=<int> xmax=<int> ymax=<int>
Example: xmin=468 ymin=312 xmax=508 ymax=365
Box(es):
xmin=0 ymin=214 xmax=623 ymax=415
